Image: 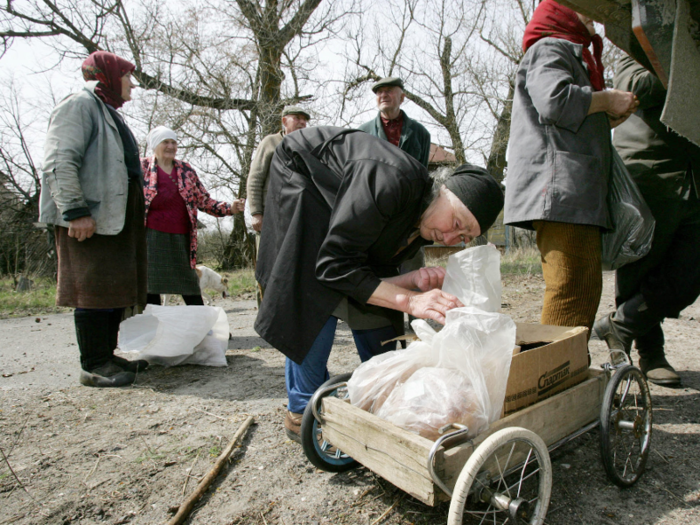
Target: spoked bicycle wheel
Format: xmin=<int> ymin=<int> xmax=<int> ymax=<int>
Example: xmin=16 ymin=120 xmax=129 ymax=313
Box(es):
xmin=300 ymin=373 xmax=359 ymax=473
xmin=447 ymin=427 xmax=552 ymax=525
xmin=599 ymin=364 xmax=652 ymax=487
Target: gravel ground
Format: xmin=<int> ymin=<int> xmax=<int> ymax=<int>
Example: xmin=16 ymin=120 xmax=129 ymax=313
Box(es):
xmin=0 ymin=272 xmax=699 ymax=525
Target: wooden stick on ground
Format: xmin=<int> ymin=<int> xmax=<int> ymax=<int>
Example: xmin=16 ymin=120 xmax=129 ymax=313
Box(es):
xmin=167 ymin=416 xmax=254 ymax=525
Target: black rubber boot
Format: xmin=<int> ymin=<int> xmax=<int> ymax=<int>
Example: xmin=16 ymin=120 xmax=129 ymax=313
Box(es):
xmin=592 ymin=313 xmax=633 ymax=364
xmin=74 ymin=309 xmax=114 ymax=371
xmin=74 ymin=309 xmax=136 ymax=387
xmin=80 ymin=362 xmax=135 ymax=387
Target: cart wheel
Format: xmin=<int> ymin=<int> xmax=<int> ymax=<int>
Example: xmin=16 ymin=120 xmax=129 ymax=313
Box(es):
xmin=447 ymin=427 xmax=552 ymax=525
xmin=301 ymin=373 xmax=359 ymax=473
xmin=599 ymin=364 xmax=652 ymax=487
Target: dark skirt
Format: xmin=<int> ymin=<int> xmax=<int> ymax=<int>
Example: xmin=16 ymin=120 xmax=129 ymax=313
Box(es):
xmin=146 ymin=228 xmax=200 ymax=295
xmin=55 ymin=179 xmax=147 ymax=308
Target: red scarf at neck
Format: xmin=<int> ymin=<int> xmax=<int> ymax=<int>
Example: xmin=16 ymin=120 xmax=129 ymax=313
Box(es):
xmin=81 ymin=51 xmax=135 ymax=109
xmin=522 ymin=0 xmax=605 ymax=91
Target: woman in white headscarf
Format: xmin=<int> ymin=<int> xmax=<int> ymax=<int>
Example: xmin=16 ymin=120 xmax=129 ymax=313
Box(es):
xmin=141 ymin=126 xmax=245 ymax=305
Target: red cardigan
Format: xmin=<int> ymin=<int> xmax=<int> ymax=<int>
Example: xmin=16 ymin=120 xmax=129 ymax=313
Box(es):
xmin=142 ymin=157 xmax=232 ymax=268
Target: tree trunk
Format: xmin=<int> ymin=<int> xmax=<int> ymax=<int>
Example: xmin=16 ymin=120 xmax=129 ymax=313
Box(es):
xmin=486 ymin=79 xmax=515 ymax=184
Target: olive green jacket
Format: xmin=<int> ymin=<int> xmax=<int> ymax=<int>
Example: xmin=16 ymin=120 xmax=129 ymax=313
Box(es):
xmin=358 ymin=110 xmax=431 ymax=168
xmin=612 ymin=55 xmax=700 ymax=201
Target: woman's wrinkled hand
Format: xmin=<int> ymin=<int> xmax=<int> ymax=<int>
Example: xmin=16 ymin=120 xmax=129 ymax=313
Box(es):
xmin=411 ymin=266 xmax=447 ymax=292
xmin=406 ymin=289 xmax=463 ymax=325
xmin=68 ymin=216 xmax=96 ymax=242
xmin=232 ymin=198 xmax=245 ymax=214
xmin=605 ymin=90 xmax=638 ymax=119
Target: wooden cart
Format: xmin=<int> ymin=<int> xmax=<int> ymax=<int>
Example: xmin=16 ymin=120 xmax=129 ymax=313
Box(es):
xmin=300 ymin=363 xmax=652 ymax=525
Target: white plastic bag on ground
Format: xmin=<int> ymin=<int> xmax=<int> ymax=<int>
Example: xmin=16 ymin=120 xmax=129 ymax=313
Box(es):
xmin=442 ymin=244 xmax=502 ymax=312
xmin=118 ymin=305 xmax=229 ymax=367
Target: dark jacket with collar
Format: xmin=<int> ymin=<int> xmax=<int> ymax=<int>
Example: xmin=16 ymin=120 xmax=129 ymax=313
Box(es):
xmin=254 ymin=127 xmax=432 ymax=363
xmin=505 ymin=37 xmax=612 ymax=230
xmin=358 ymin=110 xmax=431 ymax=168
xmin=612 ymin=55 xmax=700 ymax=201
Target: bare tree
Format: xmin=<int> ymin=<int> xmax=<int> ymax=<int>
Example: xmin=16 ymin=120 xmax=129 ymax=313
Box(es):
xmin=1 ymin=0 xmax=348 ymax=268
xmin=0 ymin=78 xmax=53 ymax=277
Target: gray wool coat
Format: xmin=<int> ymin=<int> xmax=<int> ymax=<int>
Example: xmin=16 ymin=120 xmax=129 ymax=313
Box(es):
xmin=40 ymin=82 xmax=130 ymax=235
xmin=505 ymin=38 xmax=612 ymax=231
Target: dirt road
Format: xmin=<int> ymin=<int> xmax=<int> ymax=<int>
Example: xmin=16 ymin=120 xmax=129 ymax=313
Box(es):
xmin=1 ymin=272 xmax=699 ymax=524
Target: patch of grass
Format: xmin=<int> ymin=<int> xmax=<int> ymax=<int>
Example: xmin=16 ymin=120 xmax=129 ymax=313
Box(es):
xmin=135 ymin=452 xmax=167 ymax=464
xmin=208 ymin=445 xmax=222 ymax=458
xmin=500 ymin=246 xmax=542 ymax=276
xmin=220 ymin=268 xmax=257 ymax=297
xmin=0 ymin=276 xmax=69 ymax=318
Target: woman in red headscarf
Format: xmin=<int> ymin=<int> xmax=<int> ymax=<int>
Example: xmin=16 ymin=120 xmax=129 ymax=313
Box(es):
xmin=504 ymin=1 xmax=638 ymax=336
xmin=39 ymin=51 xmax=148 ymax=388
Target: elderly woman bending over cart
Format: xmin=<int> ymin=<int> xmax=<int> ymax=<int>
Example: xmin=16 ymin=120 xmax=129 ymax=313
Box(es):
xmin=253 ymin=126 xmax=504 ymax=442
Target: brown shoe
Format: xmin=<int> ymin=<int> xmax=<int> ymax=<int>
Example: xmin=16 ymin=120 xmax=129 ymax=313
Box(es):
xmin=639 ymin=356 xmax=681 ymax=387
xmin=284 ymin=411 xmax=303 ymax=443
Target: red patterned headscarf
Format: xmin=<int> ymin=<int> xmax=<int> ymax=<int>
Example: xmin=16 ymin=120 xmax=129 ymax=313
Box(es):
xmin=81 ymin=51 xmax=136 ymax=109
xmin=522 ymin=0 xmax=605 ymax=91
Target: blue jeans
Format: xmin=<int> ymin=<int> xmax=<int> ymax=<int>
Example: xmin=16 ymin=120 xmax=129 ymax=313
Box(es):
xmin=285 ymin=317 xmax=398 ymax=414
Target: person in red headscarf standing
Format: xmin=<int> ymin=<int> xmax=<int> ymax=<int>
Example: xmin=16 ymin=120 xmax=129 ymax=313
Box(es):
xmin=39 ymin=51 xmax=149 ymax=388
xmin=504 ymin=1 xmax=638 ymax=336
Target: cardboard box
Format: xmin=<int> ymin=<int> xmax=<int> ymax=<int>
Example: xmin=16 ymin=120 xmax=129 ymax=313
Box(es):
xmin=502 ymin=323 xmax=590 ymax=415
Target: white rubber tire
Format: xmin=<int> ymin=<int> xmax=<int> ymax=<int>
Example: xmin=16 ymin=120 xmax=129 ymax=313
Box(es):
xmin=447 ymin=427 xmax=552 ymax=525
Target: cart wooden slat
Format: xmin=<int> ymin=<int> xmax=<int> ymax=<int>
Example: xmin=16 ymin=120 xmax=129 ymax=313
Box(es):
xmin=321 ymin=368 xmax=607 ymax=506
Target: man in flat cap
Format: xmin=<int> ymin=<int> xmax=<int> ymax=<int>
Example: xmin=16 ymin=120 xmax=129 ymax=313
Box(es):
xmin=247 ymin=106 xmax=310 ymax=238
xmin=247 ymin=106 xmax=310 ymax=303
xmin=359 ymin=77 xmax=432 ymax=318
xmin=358 ymin=77 xmax=431 ymax=167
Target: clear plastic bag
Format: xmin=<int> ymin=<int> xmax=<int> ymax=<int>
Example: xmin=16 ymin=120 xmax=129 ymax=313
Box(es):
xmin=441 ymin=244 xmax=502 ymax=312
xmin=601 ymin=149 xmax=656 ymax=271
xmin=118 ymin=305 xmax=229 ymax=367
xmin=375 ymin=367 xmax=488 ymax=441
xmin=349 ymin=307 xmax=516 ymax=440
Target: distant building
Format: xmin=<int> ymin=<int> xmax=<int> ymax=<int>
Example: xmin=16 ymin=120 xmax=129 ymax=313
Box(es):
xmin=427 ymin=144 xmax=456 ymax=171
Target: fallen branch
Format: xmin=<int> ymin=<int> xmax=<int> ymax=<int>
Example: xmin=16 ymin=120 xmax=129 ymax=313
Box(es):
xmin=0 ymin=446 xmax=36 ymax=503
xmin=167 ymin=416 xmax=254 ymax=525
xmin=182 ymin=450 xmax=201 ymax=496
xmin=84 ymin=456 xmax=101 ymax=483
xmin=370 ymin=497 xmax=400 ymax=525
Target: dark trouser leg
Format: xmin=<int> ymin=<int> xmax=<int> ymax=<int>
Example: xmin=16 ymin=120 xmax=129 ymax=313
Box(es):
xmin=285 ymin=316 xmax=337 ymax=414
xmin=74 ymin=308 xmax=113 ymax=371
xmin=108 ymin=308 xmax=125 ymax=351
xmin=147 ymin=294 xmax=162 ymax=305
xmin=182 ymin=294 xmax=204 ymax=306
xmin=352 ymin=325 xmax=398 ymax=362
xmin=614 ymin=195 xmax=700 ymax=356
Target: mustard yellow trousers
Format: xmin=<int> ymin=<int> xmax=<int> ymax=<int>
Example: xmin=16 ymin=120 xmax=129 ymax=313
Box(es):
xmin=533 ymin=221 xmax=602 ymax=337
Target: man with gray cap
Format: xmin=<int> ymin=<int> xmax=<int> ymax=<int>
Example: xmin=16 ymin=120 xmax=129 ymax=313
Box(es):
xmin=358 ymin=77 xmax=431 ymax=167
xmin=246 ymin=106 xmax=310 ymax=236
xmin=253 ymin=126 xmax=503 ymax=442
xmin=358 ymin=77 xmax=432 ymax=322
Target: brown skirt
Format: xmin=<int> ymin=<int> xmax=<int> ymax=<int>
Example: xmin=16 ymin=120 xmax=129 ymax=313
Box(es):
xmin=55 ymin=180 xmax=147 ymax=308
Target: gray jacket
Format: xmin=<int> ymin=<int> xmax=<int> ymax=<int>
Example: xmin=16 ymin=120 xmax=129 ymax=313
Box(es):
xmin=505 ymin=38 xmax=612 ymax=230
xmin=39 ymin=82 xmax=129 ymax=235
